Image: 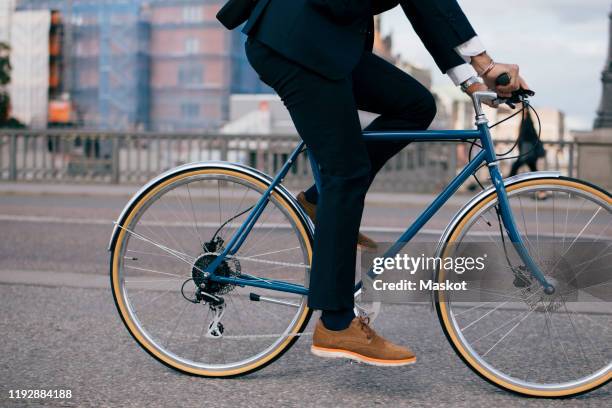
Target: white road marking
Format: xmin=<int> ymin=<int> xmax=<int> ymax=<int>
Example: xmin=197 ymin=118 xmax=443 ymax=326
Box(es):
xmin=0 ymin=213 xmax=444 ymax=234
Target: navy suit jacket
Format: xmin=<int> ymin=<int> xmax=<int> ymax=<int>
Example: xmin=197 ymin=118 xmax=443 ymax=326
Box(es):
xmin=243 ymin=0 xmax=477 ymax=80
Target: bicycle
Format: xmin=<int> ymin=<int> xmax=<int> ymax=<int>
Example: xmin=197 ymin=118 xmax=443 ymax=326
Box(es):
xmin=109 ymin=89 xmax=611 ymax=397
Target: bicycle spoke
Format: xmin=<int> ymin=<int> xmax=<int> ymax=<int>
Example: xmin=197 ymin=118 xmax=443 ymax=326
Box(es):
xmin=217 ymin=179 xmax=223 ymax=227
xmin=515 ymin=195 xmax=545 ymax=266
xmin=125 ymin=263 xmax=188 ymax=279
xmin=185 ymin=183 xmax=204 ymax=248
xmin=561 ymin=302 xmax=594 ymax=365
xmin=113 ymin=171 xmax=310 ymax=373
xmin=443 ymin=180 xmax=611 ymax=390
xmin=470 ymin=307 xmax=531 ymax=344
xmin=482 ymin=307 xmax=535 ymax=357
xmin=545 ymin=305 xmax=572 ymax=368
xmin=116 ymin=223 xmax=195 ymax=265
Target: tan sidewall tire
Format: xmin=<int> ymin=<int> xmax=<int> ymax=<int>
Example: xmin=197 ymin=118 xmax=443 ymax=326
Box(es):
xmin=436 ymin=177 xmax=611 ymax=397
xmin=110 ymin=167 xmax=313 ymax=377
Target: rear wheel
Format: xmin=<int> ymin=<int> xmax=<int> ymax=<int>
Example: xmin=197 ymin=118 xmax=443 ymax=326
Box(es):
xmin=436 ymin=177 xmax=611 ymax=397
xmin=110 ymin=165 xmax=313 ymax=377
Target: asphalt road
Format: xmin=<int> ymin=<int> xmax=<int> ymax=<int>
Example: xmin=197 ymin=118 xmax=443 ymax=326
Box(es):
xmin=0 ymin=192 xmax=610 ymax=407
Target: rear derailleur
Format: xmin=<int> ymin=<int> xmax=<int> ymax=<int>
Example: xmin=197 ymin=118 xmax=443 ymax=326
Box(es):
xmin=195 ymin=288 xmax=225 ymax=338
xmin=181 ymin=278 xmax=227 ymax=339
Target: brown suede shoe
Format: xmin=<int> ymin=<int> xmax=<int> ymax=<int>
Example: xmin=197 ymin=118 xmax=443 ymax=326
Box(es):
xmin=311 ymin=317 xmax=416 ymax=366
xmin=297 ymin=191 xmax=378 ymax=250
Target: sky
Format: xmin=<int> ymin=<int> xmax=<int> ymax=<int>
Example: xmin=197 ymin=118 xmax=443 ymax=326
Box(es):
xmin=381 ymin=0 xmax=611 ymax=130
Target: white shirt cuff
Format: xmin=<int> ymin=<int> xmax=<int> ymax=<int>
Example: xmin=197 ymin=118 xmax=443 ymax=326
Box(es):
xmin=454 ymin=36 xmax=486 ymax=63
xmin=447 ymin=64 xmax=478 ymax=86
xmin=447 ymin=36 xmax=486 ymax=86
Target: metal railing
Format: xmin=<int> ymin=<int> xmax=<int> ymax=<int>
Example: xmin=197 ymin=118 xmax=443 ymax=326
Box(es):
xmin=0 ymin=129 xmax=609 ymax=193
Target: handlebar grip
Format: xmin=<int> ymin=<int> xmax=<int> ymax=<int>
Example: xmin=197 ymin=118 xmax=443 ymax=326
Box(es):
xmin=496 ymin=73 xmax=511 ymax=86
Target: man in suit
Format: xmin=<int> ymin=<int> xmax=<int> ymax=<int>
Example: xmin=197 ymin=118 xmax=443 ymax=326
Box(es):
xmin=241 ymin=0 xmax=528 ymax=366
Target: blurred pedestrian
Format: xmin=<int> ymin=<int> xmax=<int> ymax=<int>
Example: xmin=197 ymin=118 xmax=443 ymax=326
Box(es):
xmin=509 ymin=109 xmax=545 ymax=176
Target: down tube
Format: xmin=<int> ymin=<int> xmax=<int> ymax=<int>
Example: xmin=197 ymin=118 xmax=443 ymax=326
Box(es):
xmin=363 ymin=149 xmax=488 ymax=282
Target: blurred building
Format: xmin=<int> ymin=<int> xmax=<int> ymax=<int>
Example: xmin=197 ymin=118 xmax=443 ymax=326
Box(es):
xmin=594 ymin=9 xmax=612 ymax=130
xmin=9 ymin=10 xmax=52 ymax=128
xmin=489 ymin=105 xmax=564 ymax=144
xmin=0 ymin=0 xmax=16 ymax=43
xmin=372 ymin=15 xmax=432 ymax=89
xmin=221 ymin=15 xmax=439 ymax=136
xmin=573 ymin=9 xmax=612 ymax=190
xmin=434 ymin=84 xmax=565 ymax=140
xmin=8 ymin=8 xmax=73 ymax=128
xmin=220 ymin=94 xmax=389 ymax=136
xmin=147 ymin=1 xmax=268 ymax=131
xmin=15 ymin=0 xmax=269 ymax=131
xmin=221 ymin=94 xmax=293 ymax=135
xmin=433 ymin=83 xmax=568 ymax=178
xmin=71 ymin=1 xmax=151 ymax=130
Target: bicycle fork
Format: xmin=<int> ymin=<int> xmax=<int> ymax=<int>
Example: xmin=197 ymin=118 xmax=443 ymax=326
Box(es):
xmin=480 ymin=123 xmax=555 ymax=294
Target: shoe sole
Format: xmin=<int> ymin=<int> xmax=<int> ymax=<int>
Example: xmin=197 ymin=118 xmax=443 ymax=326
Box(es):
xmin=310 ymin=345 xmax=416 ymax=367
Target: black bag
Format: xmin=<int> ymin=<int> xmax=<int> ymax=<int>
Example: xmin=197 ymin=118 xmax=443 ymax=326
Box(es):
xmin=535 ymin=141 xmax=546 ymax=158
xmin=216 ymin=0 xmax=257 ymax=30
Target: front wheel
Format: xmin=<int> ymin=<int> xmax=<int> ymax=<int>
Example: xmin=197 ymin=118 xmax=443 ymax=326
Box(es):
xmin=435 ymin=176 xmax=611 ymax=397
xmin=110 ymin=163 xmax=313 ymax=377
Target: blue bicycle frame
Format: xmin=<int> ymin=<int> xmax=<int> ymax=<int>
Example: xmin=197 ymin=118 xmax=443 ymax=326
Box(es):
xmin=204 ymin=123 xmax=555 ymax=296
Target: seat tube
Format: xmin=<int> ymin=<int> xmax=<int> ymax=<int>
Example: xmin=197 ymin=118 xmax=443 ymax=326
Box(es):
xmin=307 ymin=150 xmax=323 ymax=194
xmin=205 ymin=142 xmax=305 ymax=274
xmin=479 ymin=124 xmax=554 ymax=293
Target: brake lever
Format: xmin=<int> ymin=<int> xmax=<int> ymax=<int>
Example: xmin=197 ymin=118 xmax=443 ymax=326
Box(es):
xmin=494 ymin=73 xmax=535 ymax=108
xmin=494 ymin=89 xmax=535 ymax=109
xmin=491 ymin=97 xmax=515 ymax=109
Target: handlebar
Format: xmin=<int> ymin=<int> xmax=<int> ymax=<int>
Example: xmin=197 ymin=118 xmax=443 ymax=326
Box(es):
xmin=496 ymin=73 xmax=511 ymax=87
xmin=494 ymin=73 xmax=535 ymax=108
xmin=470 ymin=73 xmax=535 ymax=117
xmin=496 ymin=88 xmax=535 ymax=109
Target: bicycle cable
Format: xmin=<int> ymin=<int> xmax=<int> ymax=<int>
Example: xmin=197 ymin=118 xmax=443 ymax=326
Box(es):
xmin=468 ymin=97 xmax=543 ymax=191
xmin=493 ymin=101 xmax=544 ymax=163
xmin=210 ymin=205 xmax=255 ymax=243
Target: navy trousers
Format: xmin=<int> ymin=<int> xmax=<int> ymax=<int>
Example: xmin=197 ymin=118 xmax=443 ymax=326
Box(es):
xmin=245 ymin=38 xmax=436 ymax=310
